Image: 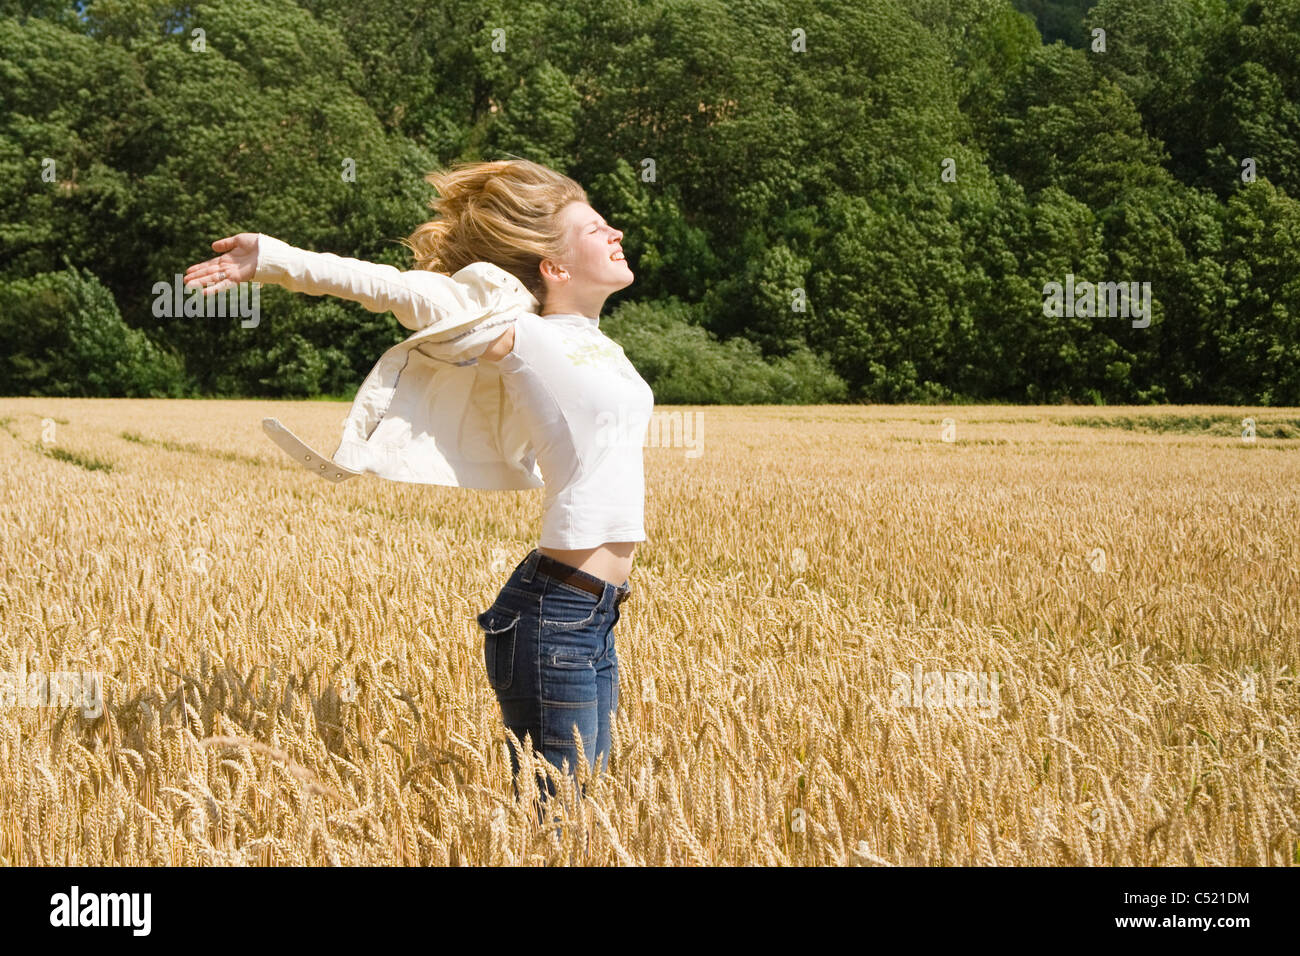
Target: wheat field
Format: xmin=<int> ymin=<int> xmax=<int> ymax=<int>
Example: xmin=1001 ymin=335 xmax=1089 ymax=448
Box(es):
xmin=0 ymin=398 xmax=1296 ymax=866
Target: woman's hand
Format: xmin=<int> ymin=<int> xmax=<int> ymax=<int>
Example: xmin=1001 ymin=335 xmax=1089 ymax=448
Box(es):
xmin=183 ymin=233 xmax=260 ymax=294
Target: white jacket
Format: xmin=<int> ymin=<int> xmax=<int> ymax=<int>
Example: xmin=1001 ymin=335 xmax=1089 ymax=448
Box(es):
xmin=253 ymin=234 xmax=546 ymax=489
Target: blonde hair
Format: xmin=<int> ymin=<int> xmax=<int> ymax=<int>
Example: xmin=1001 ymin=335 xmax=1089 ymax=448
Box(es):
xmin=400 ymin=158 xmax=588 ymax=305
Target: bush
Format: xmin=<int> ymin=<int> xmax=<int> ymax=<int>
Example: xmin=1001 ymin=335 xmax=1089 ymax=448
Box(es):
xmin=0 ymin=265 xmax=187 ymax=397
xmin=602 ymin=299 xmax=848 ymax=404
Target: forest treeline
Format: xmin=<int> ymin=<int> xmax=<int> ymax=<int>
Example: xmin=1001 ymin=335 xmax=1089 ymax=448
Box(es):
xmin=2 ymin=0 xmax=1298 ymax=404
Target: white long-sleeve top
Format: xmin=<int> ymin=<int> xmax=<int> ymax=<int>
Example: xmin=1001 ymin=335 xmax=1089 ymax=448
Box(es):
xmin=252 ymin=234 xmax=654 ymax=547
xmin=495 ymin=311 xmax=654 ymax=547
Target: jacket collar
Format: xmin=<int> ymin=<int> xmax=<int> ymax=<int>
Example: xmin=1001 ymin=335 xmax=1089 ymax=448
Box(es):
xmin=455 ymin=261 xmax=537 ymax=306
xmin=458 ymin=262 xmax=600 ymax=329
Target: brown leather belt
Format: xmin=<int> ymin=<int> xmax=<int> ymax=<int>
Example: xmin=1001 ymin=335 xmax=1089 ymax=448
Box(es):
xmin=536 ymin=554 xmax=630 ymax=605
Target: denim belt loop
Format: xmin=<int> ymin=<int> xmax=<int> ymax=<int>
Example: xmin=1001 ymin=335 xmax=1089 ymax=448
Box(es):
xmin=520 ymin=548 xmax=539 ymax=585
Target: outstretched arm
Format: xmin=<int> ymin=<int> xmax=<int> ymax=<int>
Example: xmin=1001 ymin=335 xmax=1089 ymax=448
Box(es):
xmin=183 ymin=232 xmax=498 ymax=334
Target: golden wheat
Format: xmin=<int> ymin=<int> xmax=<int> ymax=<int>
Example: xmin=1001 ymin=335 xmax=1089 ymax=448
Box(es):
xmin=0 ymin=399 xmax=1297 ymax=865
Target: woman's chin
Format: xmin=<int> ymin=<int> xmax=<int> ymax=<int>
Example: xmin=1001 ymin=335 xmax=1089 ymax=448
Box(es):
xmin=598 ymin=268 xmax=632 ymax=289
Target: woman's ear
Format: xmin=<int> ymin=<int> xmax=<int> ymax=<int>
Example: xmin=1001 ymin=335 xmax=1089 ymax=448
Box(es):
xmin=539 ymin=258 xmax=569 ymax=282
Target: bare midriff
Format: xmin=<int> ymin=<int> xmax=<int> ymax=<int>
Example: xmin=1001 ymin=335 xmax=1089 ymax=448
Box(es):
xmin=538 ymin=541 xmax=635 ymax=588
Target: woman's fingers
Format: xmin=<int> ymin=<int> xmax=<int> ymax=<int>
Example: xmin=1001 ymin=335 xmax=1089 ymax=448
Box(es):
xmin=186 ymin=275 xmax=228 ymax=295
xmin=184 ymin=257 xmax=233 ymax=292
xmin=211 ymin=235 xmax=238 ymax=253
xmin=183 ymin=260 xmax=221 ymax=285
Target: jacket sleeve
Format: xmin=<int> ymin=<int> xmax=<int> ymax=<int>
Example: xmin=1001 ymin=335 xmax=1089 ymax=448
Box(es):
xmin=251 ymin=233 xmax=491 ymax=333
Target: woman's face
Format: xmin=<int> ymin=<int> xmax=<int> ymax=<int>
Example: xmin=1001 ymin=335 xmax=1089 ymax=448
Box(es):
xmin=546 ymin=200 xmax=632 ymax=293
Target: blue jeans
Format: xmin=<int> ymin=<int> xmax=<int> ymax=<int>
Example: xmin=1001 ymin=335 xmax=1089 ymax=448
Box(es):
xmin=477 ymin=548 xmax=631 ymax=807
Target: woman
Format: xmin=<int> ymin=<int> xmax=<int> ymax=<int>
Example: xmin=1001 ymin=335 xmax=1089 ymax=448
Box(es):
xmin=183 ymin=159 xmax=654 ymax=811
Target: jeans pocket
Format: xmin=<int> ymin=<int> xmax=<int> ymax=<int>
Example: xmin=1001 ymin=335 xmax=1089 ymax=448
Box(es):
xmin=541 ymin=581 xmax=601 ymax=632
xmin=544 ymin=640 xmax=598 ymax=670
xmin=477 ymin=605 xmax=519 ymax=691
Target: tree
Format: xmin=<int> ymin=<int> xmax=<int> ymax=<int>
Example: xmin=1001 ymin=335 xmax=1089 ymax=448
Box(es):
xmin=0 ymin=264 xmax=186 ymax=397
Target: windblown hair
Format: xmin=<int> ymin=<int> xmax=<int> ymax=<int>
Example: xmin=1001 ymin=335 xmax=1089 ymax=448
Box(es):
xmin=401 ymin=159 xmax=588 ymax=305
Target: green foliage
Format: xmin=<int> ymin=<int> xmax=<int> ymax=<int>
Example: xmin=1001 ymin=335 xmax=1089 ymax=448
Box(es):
xmin=601 ymin=299 xmax=847 ymax=404
xmin=0 ymin=264 xmax=187 ymax=397
xmin=1011 ymin=0 xmax=1093 ymax=46
xmin=1 ymin=0 xmax=1298 ymax=405
xmin=1211 ymin=182 xmax=1300 ymax=405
